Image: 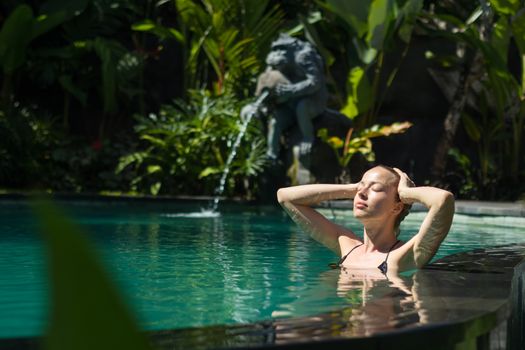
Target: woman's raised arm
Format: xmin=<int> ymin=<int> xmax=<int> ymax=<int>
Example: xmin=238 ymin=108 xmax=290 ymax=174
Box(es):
xmin=277 ymin=184 xmax=361 ymax=254
xmin=392 ymin=168 xmax=455 ymax=269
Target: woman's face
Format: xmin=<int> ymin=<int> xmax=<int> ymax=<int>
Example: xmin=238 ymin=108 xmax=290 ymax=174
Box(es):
xmin=353 ymin=167 xmax=400 ymax=220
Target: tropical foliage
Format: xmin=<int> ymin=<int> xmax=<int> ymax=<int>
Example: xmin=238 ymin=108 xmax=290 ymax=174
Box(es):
xmin=116 ymin=90 xmax=267 ymax=196
xmin=318 ymin=121 xmax=412 ymax=182
xmin=133 ymin=0 xmax=284 ymax=95
xmin=1 ymin=0 xmax=525 ymax=200
xmin=318 ymin=0 xmax=423 ymax=128
xmin=1 ymin=0 xmax=146 ymax=131
xmin=295 ymin=0 xmax=421 ymax=179
xmin=422 ymin=0 xmax=525 ymax=199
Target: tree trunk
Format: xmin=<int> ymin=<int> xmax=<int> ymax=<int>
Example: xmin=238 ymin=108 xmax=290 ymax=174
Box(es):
xmin=430 ymin=52 xmax=484 ymax=183
xmin=431 ymin=2 xmax=493 ymax=184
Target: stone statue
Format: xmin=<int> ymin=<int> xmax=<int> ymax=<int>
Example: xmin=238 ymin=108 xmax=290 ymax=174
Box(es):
xmin=241 ymin=34 xmax=328 ymax=166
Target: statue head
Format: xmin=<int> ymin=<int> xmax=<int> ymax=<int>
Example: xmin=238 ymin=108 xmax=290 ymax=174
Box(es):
xmin=270 ymin=33 xmax=297 ymax=48
xmin=265 ymin=33 xmax=300 ymax=70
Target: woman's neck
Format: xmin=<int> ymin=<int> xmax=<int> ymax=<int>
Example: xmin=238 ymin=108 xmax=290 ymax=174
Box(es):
xmin=362 ymin=219 xmax=398 ymax=253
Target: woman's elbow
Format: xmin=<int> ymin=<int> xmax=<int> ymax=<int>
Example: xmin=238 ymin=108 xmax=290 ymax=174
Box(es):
xmin=413 ymin=245 xmax=438 ymax=269
xmin=276 ymin=188 xmax=289 ymax=204
xmin=431 ymin=189 xmax=454 ymax=211
xmin=441 ymin=191 xmax=455 ymax=212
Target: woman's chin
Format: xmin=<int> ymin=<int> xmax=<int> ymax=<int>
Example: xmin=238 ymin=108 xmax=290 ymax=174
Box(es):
xmin=353 ymin=209 xmax=368 ymax=218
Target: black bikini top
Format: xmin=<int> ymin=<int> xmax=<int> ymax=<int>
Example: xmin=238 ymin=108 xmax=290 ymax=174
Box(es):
xmin=331 ymin=240 xmax=400 ymax=274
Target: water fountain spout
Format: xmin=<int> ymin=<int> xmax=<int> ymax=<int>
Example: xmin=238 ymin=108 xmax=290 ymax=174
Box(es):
xmin=209 ymin=90 xmax=270 ymax=212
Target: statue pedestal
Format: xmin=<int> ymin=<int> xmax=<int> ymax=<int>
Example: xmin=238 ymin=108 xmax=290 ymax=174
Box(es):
xmin=258 ymin=108 xmax=354 ymax=203
xmin=287 ymin=145 xmax=314 ymax=185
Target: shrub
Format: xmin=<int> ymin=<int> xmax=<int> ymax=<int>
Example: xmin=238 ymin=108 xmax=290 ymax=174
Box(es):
xmin=117 ymin=90 xmax=267 ymax=197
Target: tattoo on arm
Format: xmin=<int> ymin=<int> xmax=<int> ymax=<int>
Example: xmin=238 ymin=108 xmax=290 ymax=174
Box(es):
xmin=282 ymin=202 xmax=340 ymax=254
xmin=413 ymin=201 xmax=454 ymax=267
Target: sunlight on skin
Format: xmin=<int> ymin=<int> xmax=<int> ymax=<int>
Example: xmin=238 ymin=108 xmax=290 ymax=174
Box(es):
xmin=277 ymin=166 xmax=455 ymax=272
xmin=411 ymin=199 xmax=455 ymax=267
xmin=282 ymin=201 xmax=341 ymax=254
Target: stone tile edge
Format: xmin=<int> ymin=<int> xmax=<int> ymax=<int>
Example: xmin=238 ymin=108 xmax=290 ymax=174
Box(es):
xmin=320 ymin=200 xmax=525 ymax=217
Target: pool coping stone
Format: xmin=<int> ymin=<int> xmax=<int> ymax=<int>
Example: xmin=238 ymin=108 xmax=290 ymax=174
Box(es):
xmin=0 ymin=193 xmax=524 ymax=217
xmin=321 ymin=199 xmax=525 ymax=217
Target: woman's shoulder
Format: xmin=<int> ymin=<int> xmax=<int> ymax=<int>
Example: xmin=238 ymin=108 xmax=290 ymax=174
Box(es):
xmin=338 ymin=234 xmax=363 ymax=256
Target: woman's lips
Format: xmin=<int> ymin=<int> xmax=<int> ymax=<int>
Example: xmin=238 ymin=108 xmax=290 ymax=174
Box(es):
xmin=354 ymin=201 xmax=367 ymax=209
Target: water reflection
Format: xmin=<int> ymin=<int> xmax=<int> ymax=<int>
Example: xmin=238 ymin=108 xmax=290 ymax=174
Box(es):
xmin=152 ymin=262 xmax=512 ymax=350
xmin=271 ymin=267 xmax=453 ymax=342
xmin=337 ymin=268 xmax=415 ymax=335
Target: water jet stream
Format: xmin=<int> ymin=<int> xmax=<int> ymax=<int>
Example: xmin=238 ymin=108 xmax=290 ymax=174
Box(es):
xmin=209 ymin=90 xmax=270 ymax=213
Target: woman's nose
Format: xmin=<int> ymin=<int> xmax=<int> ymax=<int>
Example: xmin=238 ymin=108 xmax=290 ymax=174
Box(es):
xmin=357 ymin=187 xmax=368 ymax=199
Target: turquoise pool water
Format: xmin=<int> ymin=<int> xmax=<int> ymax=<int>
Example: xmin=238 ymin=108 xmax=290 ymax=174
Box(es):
xmin=1 ymin=199 xmax=525 ymax=339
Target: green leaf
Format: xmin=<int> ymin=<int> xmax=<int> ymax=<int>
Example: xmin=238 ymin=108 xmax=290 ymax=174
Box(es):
xmin=320 ymin=134 xmax=345 ymax=150
xmin=168 ymin=28 xmax=185 ymax=42
xmin=317 ymin=128 xmax=328 ymax=139
xmin=488 ymin=0 xmax=520 ymax=15
xmin=0 ymin=5 xmax=34 ymax=73
xmin=297 ymin=13 xmax=336 ymax=66
xmin=323 ymin=0 xmax=372 ymax=37
xmin=32 ymin=200 xmax=153 ymax=350
xmin=461 ymin=27 xmax=519 ymax=111
xmin=199 ymin=166 xmax=221 ymax=178
xmin=175 ymin=0 xmax=208 ymax=34
xmin=86 ymin=38 xmax=127 ymax=114
xmin=240 ymin=139 xmax=268 ymax=176
xmin=59 ymin=75 xmax=87 ymax=106
xmin=398 ymin=0 xmax=423 ymax=43
xmin=491 ymin=16 xmax=510 ymax=65
xmin=132 ymin=20 xmax=156 ymax=31
xmin=131 ymin=20 xmax=184 ymax=43
xmin=33 ymin=0 xmax=88 ymax=39
xmin=212 ymin=10 xmax=224 ymax=30
xmin=352 ymin=37 xmax=378 ymax=64
xmin=364 ymin=150 xmax=376 ymax=162
xmin=243 ymin=0 xmax=270 ymax=29
xmin=32 ymin=12 xmax=67 ymax=39
xmin=39 ymin=0 xmax=88 ymax=21
xmin=366 ymin=0 xmax=395 ymax=49
xmin=150 ymin=182 xmax=162 ymax=195
xmin=486 ymin=65 xmax=518 ymax=114
xmin=448 ymin=148 xmax=471 ymax=169
xmin=116 ymin=152 xmax=147 ymax=173
xmin=141 ymin=134 xmax=166 ymax=148
xmin=341 ymin=66 xmax=373 ymax=119
xmin=462 ymin=113 xmax=481 ymax=141
xmin=147 ymin=165 xmax=162 ymax=174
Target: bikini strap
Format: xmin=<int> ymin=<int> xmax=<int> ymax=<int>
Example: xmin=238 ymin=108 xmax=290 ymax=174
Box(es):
xmin=337 ymin=243 xmax=364 ymax=266
xmin=378 ymin=240 xmax=401 ymax=274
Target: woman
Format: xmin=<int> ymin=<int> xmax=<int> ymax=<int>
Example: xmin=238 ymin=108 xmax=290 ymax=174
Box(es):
xmin=276 ymin=165 xmax=454 ymax=273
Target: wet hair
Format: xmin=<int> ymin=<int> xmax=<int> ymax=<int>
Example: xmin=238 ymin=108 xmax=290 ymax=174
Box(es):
xmin=374 ymin=165 xmax=413 ymax=237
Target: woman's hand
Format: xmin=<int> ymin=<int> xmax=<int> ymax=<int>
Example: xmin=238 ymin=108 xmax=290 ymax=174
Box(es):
xmin=393 ymin=168 xmax=416 ymax=204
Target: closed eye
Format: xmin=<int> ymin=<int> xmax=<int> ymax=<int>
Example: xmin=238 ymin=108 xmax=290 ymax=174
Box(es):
xmin=358 ymin=181 xmax=387 ymax=191
xmin=371 ymin=184 xmax=385 ymax=191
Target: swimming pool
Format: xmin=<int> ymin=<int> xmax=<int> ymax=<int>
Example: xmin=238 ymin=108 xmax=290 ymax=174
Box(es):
xmin=1 ymin=198 xmax=525 ymax=342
